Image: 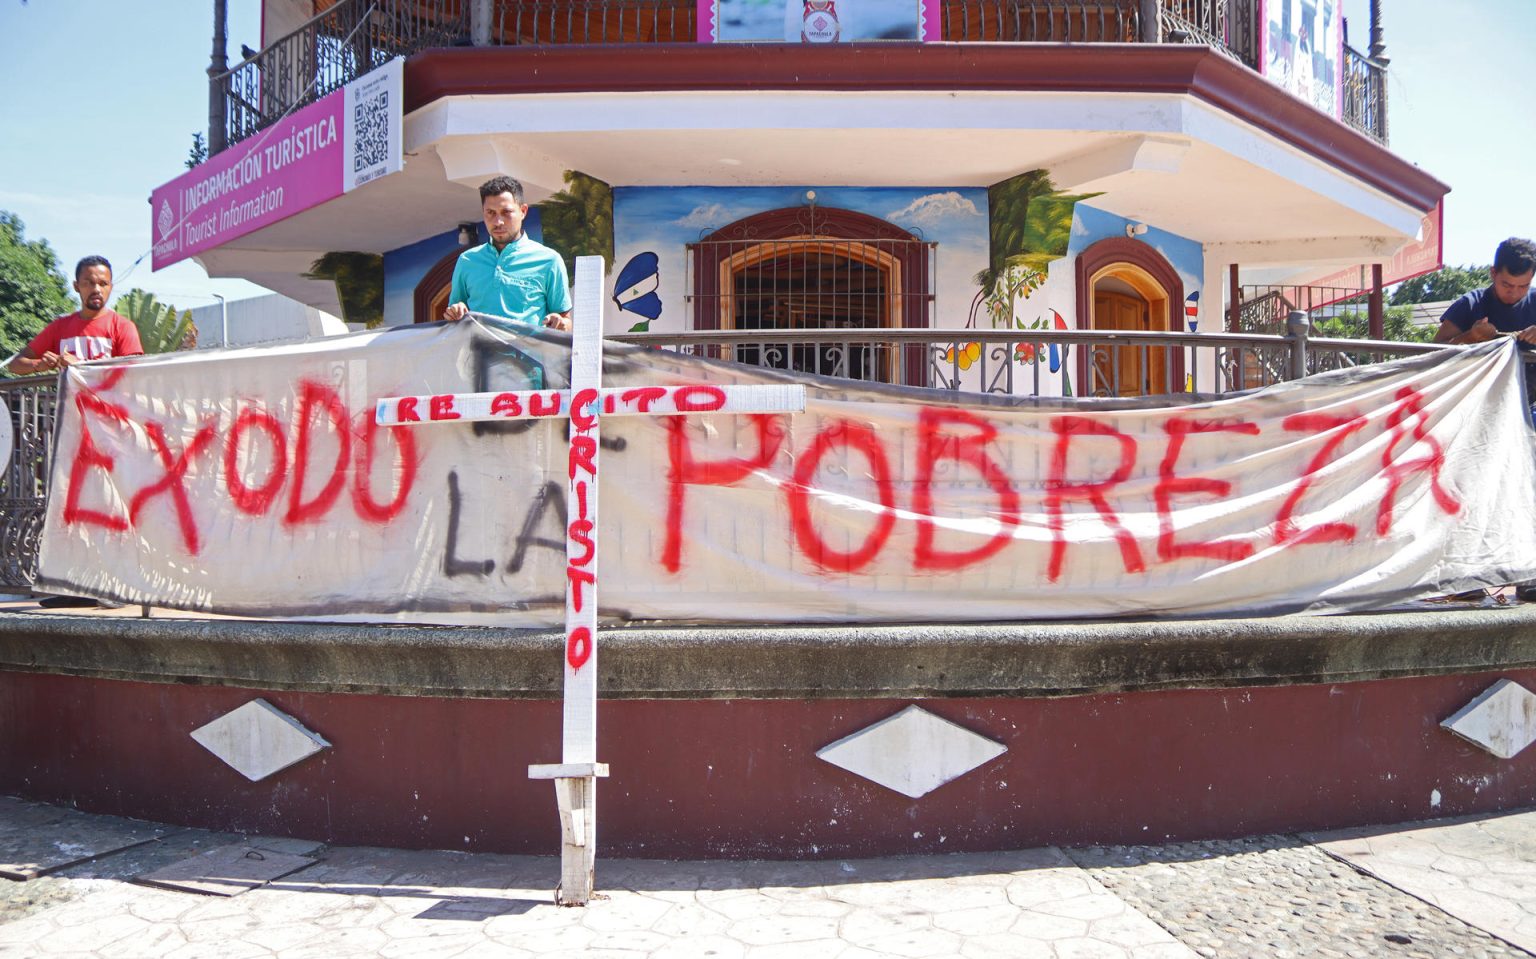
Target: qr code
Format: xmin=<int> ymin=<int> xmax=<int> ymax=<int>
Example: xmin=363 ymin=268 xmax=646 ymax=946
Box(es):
xmin=353 ymin=89 xmax=389 ymax=172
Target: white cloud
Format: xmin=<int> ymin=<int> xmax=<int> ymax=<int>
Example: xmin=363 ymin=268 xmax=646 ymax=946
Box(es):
xmin=887 ymin=192 xmax=981 ymax=227
xmin=673 ymin=203 xmax=733 ymax=229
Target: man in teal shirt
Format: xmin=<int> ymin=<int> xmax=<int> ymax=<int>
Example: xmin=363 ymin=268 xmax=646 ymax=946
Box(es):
xmin=443 ymin=176 xmax=573 ymax=331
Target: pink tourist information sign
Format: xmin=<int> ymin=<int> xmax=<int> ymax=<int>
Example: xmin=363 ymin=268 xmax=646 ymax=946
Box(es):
xmin=150 ymin=58 xmax=403 ymax=271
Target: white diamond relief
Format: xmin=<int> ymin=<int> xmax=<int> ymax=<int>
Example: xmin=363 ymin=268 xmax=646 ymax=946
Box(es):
xmin=816 ymin=705 xmax=1006 ymax=799
xmin=1441 ymin=679 xmax=1536 ymax=760
xmin=191 ymin=699 xmax=330 ymax=782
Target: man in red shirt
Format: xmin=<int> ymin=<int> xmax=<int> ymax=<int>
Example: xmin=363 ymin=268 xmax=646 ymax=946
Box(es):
xmin=8 ymin=255 xmax=143 ymax=375
xmin=10 ymin=256 xmax=142 ymax=609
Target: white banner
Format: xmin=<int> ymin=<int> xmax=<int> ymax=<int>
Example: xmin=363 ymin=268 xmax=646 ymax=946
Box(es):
xmin=36 ymin=321 xmax=1536 ymax=622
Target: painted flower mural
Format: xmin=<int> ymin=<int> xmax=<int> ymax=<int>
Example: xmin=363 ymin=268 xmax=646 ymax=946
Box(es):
xmin=1009 ymin=309 xmax=1073 ymax=395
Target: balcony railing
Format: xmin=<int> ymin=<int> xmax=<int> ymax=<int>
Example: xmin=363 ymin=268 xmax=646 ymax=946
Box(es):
xmin=941 ymin=0 xmax=1143 ymax=44
xmin=494 ymin=0 xmax=695 ymax=43
xmin=1342 ymin=43 xmax=1389 ymax=144
xmin=611 ymin=322 xmax=1441 ymax=395
xmin=215 ymin=0 xmax=470 ymax=148
xmin=1237 ymin=283 xmax=1375 ymax=333
xmin=1159 ymin=0 xmax=1258 ymax=69
xmin=213 ymin=0 xmax=1289 ymax=152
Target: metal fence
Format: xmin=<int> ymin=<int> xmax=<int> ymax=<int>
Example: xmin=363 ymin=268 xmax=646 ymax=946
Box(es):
xmin=214 ymin=0 xmax=469 ymax=148
xmin=212 ymin=0 xmax=1388 ymax=150
xmin=0 ymin=376 xmax=59 ymax=590
xmin=611 ymin=318 xmax=1444 ymax=395
xmin=683 ymin=232 xmax=938 ymax=382
xmin=1238 ymin=283 xmax=1375 ymax=334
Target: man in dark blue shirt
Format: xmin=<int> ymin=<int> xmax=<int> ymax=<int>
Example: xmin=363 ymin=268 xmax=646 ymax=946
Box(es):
xmin=1433 ymin=237 xmax=1536 ymax=345
xmin=1433 ymin=238 xmax=1536 ymax=602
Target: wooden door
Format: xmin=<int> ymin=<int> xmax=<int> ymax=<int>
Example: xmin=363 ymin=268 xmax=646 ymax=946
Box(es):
xmin=1092 ymin=291 xmax=1167 ymax=396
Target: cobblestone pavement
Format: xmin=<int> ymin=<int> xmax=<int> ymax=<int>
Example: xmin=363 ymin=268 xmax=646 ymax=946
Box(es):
xmin=0 ymin=797 xmax=1533 ymax=958
xmin=1069 ymin=836 xmax=1529 ymax=959
xmin=1306 ymin=815 xmax=1536 ymax=953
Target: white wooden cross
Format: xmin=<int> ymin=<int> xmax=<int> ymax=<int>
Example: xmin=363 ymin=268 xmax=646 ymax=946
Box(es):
xmin=375 ymin=256 xmax=804 ymax=905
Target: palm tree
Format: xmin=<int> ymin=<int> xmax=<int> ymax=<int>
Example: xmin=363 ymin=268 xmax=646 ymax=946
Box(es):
xmin=112 ymin=289 xmax=194 ymax=354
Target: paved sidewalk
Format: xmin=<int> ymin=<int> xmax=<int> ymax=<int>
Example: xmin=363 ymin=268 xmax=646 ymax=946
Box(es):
xmin=0 ymin=797 xmax=1533 ymax=958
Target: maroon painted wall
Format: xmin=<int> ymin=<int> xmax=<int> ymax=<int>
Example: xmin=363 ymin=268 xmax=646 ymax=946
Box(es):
xmin=3 ymin=669 xmax=1532 ymax=858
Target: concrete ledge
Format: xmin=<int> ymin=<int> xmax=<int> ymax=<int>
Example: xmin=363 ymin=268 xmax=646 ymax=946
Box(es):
xmin=1 ymin=605 xmax=1534 ymax=699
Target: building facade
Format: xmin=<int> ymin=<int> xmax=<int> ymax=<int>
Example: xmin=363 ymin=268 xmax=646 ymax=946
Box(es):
xmin=173 ymin=0 xmax=1439 ymax=400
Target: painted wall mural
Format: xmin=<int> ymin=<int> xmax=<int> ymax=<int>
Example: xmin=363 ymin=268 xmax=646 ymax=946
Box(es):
xmin=609 ymin=185 xmax=989 ymax=336
xmin=614 ymin=251 xmax=662 ymax=331
xmin=942 ymin=173 xmax=1206 ymax=399
xmin=1067 ymin=205 xmax=1203 ymax=301
xmin=1069 ymin=204 xmax=1206 ymax=396
xmin=540 ymin=171 xmax=615 ymax=281
xmin=383 ymin=228 xmax=460 ymax=326
xmin=952 ymin=171 xmax=1098 ymax=395
xmin=385 ymin=175 xmax=1203 ymax=400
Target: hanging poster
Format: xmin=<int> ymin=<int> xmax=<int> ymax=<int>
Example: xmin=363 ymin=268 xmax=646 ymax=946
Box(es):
xmin=1263 ymin=0 xmax=1344 ymax=116
xmin=700 ymin=0 xmax=936 ymax=42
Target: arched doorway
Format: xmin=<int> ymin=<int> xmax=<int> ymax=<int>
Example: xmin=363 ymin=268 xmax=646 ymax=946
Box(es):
xmin=413 ymin=248 xmax=461 ymax=324
xmin=1074 ymin=237 xmax=1185 ymax=397
xmin=691 ymin=206 xmax=932 ymax=384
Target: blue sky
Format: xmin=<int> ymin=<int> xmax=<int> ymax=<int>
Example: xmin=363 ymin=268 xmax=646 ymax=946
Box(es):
xmin=0 ymin=0 xmax=265 ymax=308
xmin=1337 ymin=0 xmax=1532 ymax=273
xmin=0 ymin=0 xmax=1529 ymax=312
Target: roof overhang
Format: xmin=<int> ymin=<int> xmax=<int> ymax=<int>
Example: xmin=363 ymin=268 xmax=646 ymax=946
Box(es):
xmin=196 ymin=43 xmax=1449 ymax=305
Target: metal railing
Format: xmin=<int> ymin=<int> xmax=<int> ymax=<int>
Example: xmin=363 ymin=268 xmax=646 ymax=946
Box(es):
xmin=0 ymin=376 xmax=59 ymax=590
xmin=941 ymin=0 xmax=1142 ymax=43
xmin=611 ymin=322 xmax=1444 ymax=397
xmin=1239 ymin=283 xmax=1373 ymax=333
xmin=1342 ymin=43 xmax=1389 ymax=144
xmin=211 ymin=0 xmax=1385 ymax=152
xmin=684 ymin=234 xmax=937 ymax=361
xmin=495 ymin=0 xmax=694 ymax=43
xmin=1159 ymin=0 xmax=1259 ymax=69
xmin=214 ymin=0 xmax=469 ymax=148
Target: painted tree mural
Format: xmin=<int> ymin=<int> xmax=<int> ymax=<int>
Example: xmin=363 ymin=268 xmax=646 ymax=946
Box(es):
xmin=540 ymin=170 xmax=614 ymax=280
xmin=975 ymin=170 xmax=1096 ymax=329
xmin=951 ymin=171 xmax=1097 ymax=393
xmin=304 ymin=252 xmax=384 ymax=327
